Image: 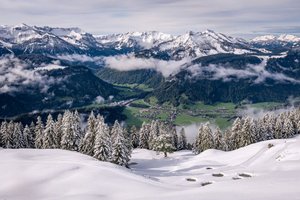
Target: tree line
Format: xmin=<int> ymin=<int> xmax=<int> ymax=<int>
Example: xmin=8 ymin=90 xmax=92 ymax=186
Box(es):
xmin=193 ymin=108 xmax=300 ymax=154
xmin=1 ymin=108 xmax=300 ymax=166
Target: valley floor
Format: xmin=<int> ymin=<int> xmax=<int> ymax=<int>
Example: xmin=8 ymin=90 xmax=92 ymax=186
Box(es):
xmin=1 ymin=137 xmax=300 ymax=200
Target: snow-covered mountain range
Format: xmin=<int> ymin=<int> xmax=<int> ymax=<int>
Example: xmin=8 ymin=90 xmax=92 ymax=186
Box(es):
xmin=1 ymin=24 xmax=299 ymax=59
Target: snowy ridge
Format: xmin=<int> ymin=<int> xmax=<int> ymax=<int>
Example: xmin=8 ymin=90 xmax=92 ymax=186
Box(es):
xmin=252 ymin=34 xmax=300 ymax=43
xmin=0 ymin=24 xmax=263 ymax=58
xmin=1 ymin=136 xmax=300 ymax=200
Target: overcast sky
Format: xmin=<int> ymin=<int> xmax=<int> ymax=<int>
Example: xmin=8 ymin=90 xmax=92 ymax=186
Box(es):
xmin=0 ymin=0 xmax=299 ymax=38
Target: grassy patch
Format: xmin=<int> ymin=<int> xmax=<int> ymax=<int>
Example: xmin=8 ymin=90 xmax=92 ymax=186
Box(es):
xmin=175 ymin=113 xmax=207 ymax=125
xmin=214 ymin=117 xmax=232 ymax=129
xmin=122 ymin=107 xmax=144 ymax=127
xmin=249 ymin=102 xmax=282 ymax=109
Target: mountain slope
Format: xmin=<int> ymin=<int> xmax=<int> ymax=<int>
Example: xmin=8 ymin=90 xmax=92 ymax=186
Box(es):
xmin=0 ymin=55 xmax=119 ymax=117
xmin=251 ymin=34 xmax=300 ymax=53
xmin=152 ymin=53 xmax=300 ymax=105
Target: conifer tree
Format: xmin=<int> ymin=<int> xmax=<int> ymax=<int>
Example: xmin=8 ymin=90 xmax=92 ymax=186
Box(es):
xmin=35 ymin=116 xmax=44 ymax=149
xmin=153 ymin=133 xmax=175 ymax=157
xmin=222 ymin=129 xmax=231 ymax=151
xmin=139 ymin=122 xmax=150 ymax=149
xmin=80 ymin=111 xmax=97 ymax=156
xmin=230 ymin=118 xmax=242 ymax=150
xmin=72 ymin=110 xmax=83 ymax=150
xmin=54 ymin=114 xmax=63 ymax=148
xmin=4 ymin=121 xmax=15 ymax=148
xmin=23 ymin=125 xmax=31 ymax=148
xmin=214 ymin=127 xmax=223 ymax=150
xmin=282 ymin=118 xmax=294 ymax=139
xmin=28 ymin=122 xmax=36 ymax=148
xmin=178 ymin=128 xmax=187 ymax=150
xmin=0 ymin=121 xmax=8 ymax=147
xmin=201 ymin=123 xmax=214 ymax=150
xmin=61 ymin=111 xmax=75 ymax=151
xmin=148 ymin=120 xmax=159 ymax=150
xmin=12 ymin=123 xmax=25 ymax=149
xmin=130 ymin=125 xmax=139 ymax=148
xmin=193 ymin=124 xmax=204 ymax=154
xmin=43 ymin=114 xmax=56 ymax=149
xmin=171 ymin=125 xmax=178 ymax=150
xmin=94 ymin=120 xmax=112 ymax=162
xmin=111 ymin=121 xmax=131 ymax=167
xmin=239 ymin=117 xmax=255 ymax=147
xmin=274 ymin=118 xmax=283 ymax=139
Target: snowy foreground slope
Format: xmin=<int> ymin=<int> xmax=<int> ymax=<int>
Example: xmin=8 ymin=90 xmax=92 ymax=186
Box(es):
xmin=1 ymin=137 xmax=300 ymax=200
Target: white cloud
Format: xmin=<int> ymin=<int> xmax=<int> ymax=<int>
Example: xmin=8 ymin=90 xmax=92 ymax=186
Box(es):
xmin=94 ymin=95 xmax=105 ymax=104
xmin=0 ymin=55 xmax=63 ymax=94
xmin=56 ymin=54 xmax=103 ymax=64
xmin=187 ymin=58 xmax=300 ymax=84
xmin=104 ymin=54 xmax=190 ymax=77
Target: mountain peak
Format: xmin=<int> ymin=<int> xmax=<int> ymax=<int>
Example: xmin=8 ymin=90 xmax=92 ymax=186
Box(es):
xmin=252 ymin=34 xmax=300 ymax=43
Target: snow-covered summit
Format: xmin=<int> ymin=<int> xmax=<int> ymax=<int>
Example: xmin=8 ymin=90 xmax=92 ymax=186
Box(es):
xmin=252 ymin=34 xmax=300 ymax=43
xmin=95 ymin=31 xmax=174 ymax=49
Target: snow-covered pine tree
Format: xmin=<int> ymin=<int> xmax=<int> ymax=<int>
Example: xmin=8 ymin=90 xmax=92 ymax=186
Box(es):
xmin=249 ymin=119 xmax=261 ymax=143
xmin=222 ymin=129 xmax=231 ymax=151
xmin=28 ymin=122 xmax=36 ymax=148
xmin=61 ymin=111 xmax=75 ymax=151
xmin=171 ymin=125 xmax=178 ymax=150
xmin=43 ymin=114 xmax=56 ymax=149
xmin=239 ymin=117 xmax=255 ymax=148
xmin=72 ymin=110 xmax=83 ymax=150
xmin=22 ymin=125 xmax=31 ymax=148
xmin=178 ymin=127 xmax=187 ymax=150
xmin=35 ymin=116 xmax=44 ymax=149
xmin=274 ymin=117 xmax=283 ymax=139
xmin=0 ymin=121 xmax=8 ymax=147
xmin=230 ymin=118 xmax=242 ymax=150
xmin=110 ymin=119 xmax=121 ymax=140
xmin=80 ymin=111 xmax=97 ymax=156
xmin=129 ymin=125 xmax=139 ymax=148
xmin=282 ymin=118 xmax=295 ymax=139
xmin=213 ymin=127 xmax=223 ymax=150
xmin=193 ymin=124 xmax=204 ymax=154
xmin=12 ymin=123 xmax=25 ymax=149
xmin=148 ymin=120 xmax=159 ymax=150
xmin=297 ymin=120 xmax=300 ymax=136
xmin=54 ymin=114 xmax=63 ymax=148
xmin=94 ymin=119 xmax=112 ymax=162
xmin=201 ymin=123 xmax=214 ymax=151
xmin=111 ymin=121 xmax=131 ymax=167
xmin=139 ymin=122 xmax=150 ymax=149
xmin=261 ymin=114 xmax=274 ymax=140
xmin=153 ymin=133 xmax=175 ymax=157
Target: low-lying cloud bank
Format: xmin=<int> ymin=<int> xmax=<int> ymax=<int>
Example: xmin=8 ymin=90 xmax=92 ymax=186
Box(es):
xmin=187 ymin=58 xmax=300 ymax=84
xmin=102 ymin=55 xmax=299 ymax=83
xmin=0 ymin=56 xmax=62 ymax=94
xmin=103 ymin=54 xmax=190 ymax=77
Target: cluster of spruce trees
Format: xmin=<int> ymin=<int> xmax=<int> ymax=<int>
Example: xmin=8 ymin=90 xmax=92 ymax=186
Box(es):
xmin=193 ymin=108 xmax=300 ymax=154
xmin=0 ymin=111 xmax=132 ymax=167
xmin=131 ymin=120 xmax=189 ymax=157
xmin=2 ymin=108 xmax=300 ymax=163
